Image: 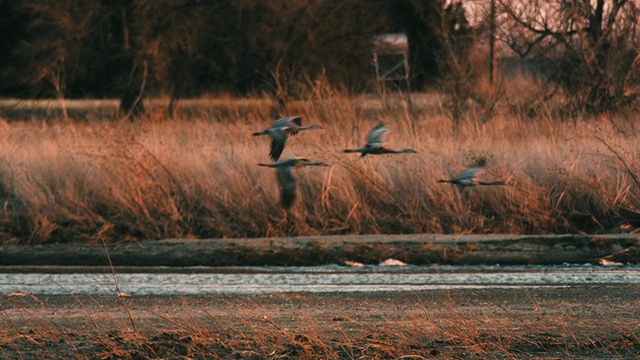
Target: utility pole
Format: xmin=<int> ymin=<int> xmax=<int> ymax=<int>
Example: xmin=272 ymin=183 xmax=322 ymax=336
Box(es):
xmin=488 ymin=0 xmax=496 ymax=85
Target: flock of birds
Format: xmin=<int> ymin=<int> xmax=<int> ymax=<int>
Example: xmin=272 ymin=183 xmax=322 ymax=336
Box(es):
xmin=253 ymin=116 xmax=505 ymax=209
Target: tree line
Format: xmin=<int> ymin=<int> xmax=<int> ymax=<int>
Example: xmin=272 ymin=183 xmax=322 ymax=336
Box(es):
xmin=0 ymin=0 xmax=460 ymax=118
xmin=1 ymin=0 xmax=639 ymax=119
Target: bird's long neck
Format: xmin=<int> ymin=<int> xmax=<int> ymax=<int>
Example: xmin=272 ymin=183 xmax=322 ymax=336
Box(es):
xmin=478 ymin=180 xmax=505 ymax=186
xmin=252 ymin=130 xmax=269 ymax=136
xmin=380 ymin=148 xmax=405 ymax=154
xmin=289 ymin=125 xmax=317 ymax=132
xmin=344 ymin=148 xmax=366 ymax=153
xmin=303 ymin=161 xmax=324 ymax=166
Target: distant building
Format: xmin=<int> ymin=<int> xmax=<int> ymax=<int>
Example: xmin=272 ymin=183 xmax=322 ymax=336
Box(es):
xmin=372 ymin=33 xmax=410 ymax=83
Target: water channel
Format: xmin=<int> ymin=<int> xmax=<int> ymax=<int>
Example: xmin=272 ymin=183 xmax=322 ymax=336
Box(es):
xmin=1 ymin=264 xmax=639 ymax=296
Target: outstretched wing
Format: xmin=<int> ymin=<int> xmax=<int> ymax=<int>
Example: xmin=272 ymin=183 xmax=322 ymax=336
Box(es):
xmin=285 ymin=116 xmax=303 ymax=135
xmin=273 ymin=116 xmax=302 ymax=129
xmin=269 ymin=129 xmax=288 ymax=161
xmin=289 ymin=116 xmax=302 ymax=126
xmin=455 ymin=166 xmax=483 ymax=185
xmin=366 ymin=124 xmax=387 ymax=147
xmin=276 ymin=167 xmax=296 ymax=208
xmin=272 ymin=117 xmax=289 ymax=128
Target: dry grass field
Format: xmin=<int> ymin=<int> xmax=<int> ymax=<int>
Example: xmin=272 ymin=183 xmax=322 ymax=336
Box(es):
xmin=2 ymin=287 xmax=639 ymax=359
xmin=0 ymin=82 xmax=639 ymax=244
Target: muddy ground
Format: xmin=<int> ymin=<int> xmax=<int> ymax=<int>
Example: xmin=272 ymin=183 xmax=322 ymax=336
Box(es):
xmin=1 ymin=286 xmax=640 ymax=359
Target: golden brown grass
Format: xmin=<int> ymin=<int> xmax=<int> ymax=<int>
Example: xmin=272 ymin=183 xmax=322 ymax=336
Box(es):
xmin=0 ymin=85 xmax=639 ymax=243
xmin=1 ymin=288 xmax=639 ymax=359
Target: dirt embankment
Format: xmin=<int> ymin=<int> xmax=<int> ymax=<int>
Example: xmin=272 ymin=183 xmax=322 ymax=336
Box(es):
xmin=1 ymin=234 xmax=639 ymax=267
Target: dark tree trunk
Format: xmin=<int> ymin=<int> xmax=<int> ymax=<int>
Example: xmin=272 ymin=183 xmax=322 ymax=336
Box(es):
xmin=167 ymin=83 xmax=181 ymax=118
xmin=119 ymin=59 xmax=148 ymax=121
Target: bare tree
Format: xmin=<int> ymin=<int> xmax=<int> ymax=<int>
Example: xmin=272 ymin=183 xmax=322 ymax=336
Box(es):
xmin=152 ymin=3 xmax=213 ymax=117
xmin=116 ymin=0 xmax=233 ymax=119
xmin=240 ymin=0 xmax=389 ymax=117
xmin=11 ymin=0 xmax=165 ymax=120
xmin=405 ymin=0 xmax=476 ymax=128
xmin=10 ymin=1 xmax=101 ymax=120
xmin=110 ymin=0 xmax=162 ymax=120
xmin=499 ymin=0 xmax=640 ymax=112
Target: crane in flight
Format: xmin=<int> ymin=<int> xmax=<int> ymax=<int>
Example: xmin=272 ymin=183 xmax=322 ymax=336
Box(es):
xmin=258 ymin=157 xmax=328 ymax=209
xmin=344 ymin=124 xmax=417 ymax=157
xmin=252 ymin=116 xmax=320 ymax=161
xmin=438 ymin=158 xmax=505 ymax=189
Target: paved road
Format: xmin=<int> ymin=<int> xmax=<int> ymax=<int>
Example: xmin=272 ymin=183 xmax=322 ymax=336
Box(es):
xmin=2 ymin=264 xmax=639 ymax=296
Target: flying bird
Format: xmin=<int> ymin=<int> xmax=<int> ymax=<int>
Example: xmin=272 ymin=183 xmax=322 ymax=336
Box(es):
xmin=252 ymin=116 xmax=319 ymax=161
xmin=258 ymin=157 xmax=328 ymax=209
xmin=438 ymin=158 xmax=505 ymax=188
xmin=344 ymin=123 xmax=417 ymax=157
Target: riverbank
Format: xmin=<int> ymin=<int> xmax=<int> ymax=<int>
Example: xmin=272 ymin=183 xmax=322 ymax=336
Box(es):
xmin=1 ymin=234 xmax=639 ymax=267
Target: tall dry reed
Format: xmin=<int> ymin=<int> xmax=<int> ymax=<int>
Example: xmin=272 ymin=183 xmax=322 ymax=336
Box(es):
xmin=0 ymin=87 xmax=638 ymax=243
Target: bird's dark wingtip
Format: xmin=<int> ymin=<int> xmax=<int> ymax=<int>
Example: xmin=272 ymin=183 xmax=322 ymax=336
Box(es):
xmin=281 ymin=192 xmax=296 ymax=208
xmin=270 ymin=139 xmax=285 ymax=161
xmin=269 ymin=147 xmax=280 ymax=160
